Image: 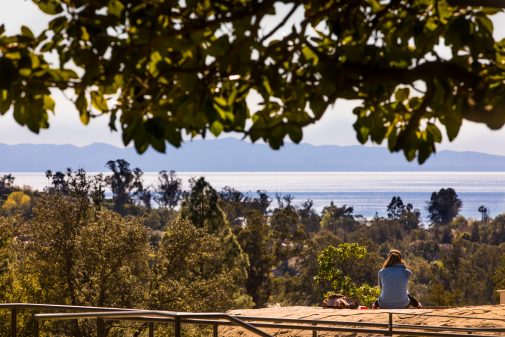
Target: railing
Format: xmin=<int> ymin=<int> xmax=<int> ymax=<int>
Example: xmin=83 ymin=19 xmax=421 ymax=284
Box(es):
xmin=2 ymin=303 xmax=505 ymax=337
xmin=0 ymin=303 xmax=136 ymax=337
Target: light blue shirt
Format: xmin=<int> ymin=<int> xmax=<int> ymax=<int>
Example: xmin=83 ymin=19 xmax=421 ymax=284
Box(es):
xmin=378 ymin=264 xmax=411 ymax=309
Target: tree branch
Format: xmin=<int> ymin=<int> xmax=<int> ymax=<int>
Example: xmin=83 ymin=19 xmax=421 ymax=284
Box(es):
xmin=178 ymin=0 xmax=277 ymax=35
xmin=342 ymin=61 xmax=480 ymax=88
xmin=260 ymin=3 xmax=300 ymax=43
xmin=447 ymin=0 xmax=505 ymax=8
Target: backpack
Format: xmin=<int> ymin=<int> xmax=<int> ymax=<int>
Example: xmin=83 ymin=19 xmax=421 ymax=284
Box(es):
xmin=322 ymin=294 xmax=359 ymax=309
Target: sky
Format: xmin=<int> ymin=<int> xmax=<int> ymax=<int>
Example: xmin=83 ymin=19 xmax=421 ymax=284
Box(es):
xmin=1 ymin=1 xmax=505 ymax=157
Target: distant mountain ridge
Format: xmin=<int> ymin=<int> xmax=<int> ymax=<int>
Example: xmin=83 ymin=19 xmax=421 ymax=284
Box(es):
xmin=1 ymin=138 xmax=505 ymax=172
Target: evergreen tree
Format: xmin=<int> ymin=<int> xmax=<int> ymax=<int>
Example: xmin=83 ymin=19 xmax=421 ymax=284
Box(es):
xmin=427 ymin=188 xmax=462 ymax=226
xmin=237 ymin=210 xmax=273 ymax=308
xmin=179 ymin=177 xmax=249 ymax=298
xmin=152 ymin=218 xmax=250 ymax=312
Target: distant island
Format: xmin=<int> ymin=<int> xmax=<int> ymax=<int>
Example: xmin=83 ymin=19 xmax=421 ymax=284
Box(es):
xmin=1 ymin=138 xmax=505 ymax=172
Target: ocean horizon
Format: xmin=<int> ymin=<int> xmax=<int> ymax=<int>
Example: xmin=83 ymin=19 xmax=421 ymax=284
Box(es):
xmin=5 ymin=171 xmax=505 ymax=221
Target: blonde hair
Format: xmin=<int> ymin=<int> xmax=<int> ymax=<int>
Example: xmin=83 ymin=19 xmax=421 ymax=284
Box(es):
xmin=382 ymin=249 xmax=405 ymax=268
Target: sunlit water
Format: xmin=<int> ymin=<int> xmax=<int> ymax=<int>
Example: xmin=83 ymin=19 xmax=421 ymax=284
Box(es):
xmin=7 ymin=172 xmax=505 ymax=221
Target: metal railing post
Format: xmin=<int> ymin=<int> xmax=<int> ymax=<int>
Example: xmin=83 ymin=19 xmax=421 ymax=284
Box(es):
xmin=388 ymin=312 xmax=393 ymax=336
xmin=97 ymin=318 xmax=105 ymax=337
xmin=213 ymin=323 xmax=218 ymax=337
xmin=33 ymin=319 xmax=39 ymax=337
xmin=149 ymin=322 xmax=154 ymax=337
xmin=312 ymin=322 xmax=317 ymax=337
xmin=174 ymin=316 xmax=181 ymax=337
xmin=11 ymin=307 xmax=17 ymax=337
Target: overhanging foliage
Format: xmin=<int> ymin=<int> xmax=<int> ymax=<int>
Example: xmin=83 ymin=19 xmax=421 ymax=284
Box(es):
xmin=1 ymin=0 xmax=504 ymax=162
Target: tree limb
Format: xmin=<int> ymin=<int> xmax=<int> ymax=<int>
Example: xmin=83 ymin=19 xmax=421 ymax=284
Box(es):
xmin=260 ymin=3 xmax=300 ymax=43
xmin=342 ymin=61 xmax=480 ymax=88
xmin=447 ymin=0 xmax=505 ymax=8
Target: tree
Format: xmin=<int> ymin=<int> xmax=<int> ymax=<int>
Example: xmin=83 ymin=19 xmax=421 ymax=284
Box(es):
xmin=45 ymin=169 xmax=106 ymax=207
xmin=387 ymin=196 xmax=407 ymax=220
xmin=493 ymin=253 xmax=505 ymax=301
xmin=298 ymin=199 xmax=321 ymax=233
xmin=0 ymin=174 xmax=15 ymax=201
xmin=427 ymin=188 xmax=462 ymax=226
xmin=314 ymin=243 xmax=379 ymax=306
xmin=270 ymin=200 xmax=305 ymax=266
xmin=179 ymin=177 xmax=250 ymax=287
xmin=105 ymin=159 xmax=143 ymax=214
xmin=154 ymin=170 xmax=182 ymax=210
xmin=180 ymin=177 xmax=225 ymax=232
xmin=2 ymin=1 xmax=505 ymax=162
xmin=13 ymin=194 xmax=151 ymax=336
xmin=387 ymin=196 xmax=420 ymax=231
xmin=478 ymin=205 xmax=489 ymax=222
xmin=151 ymin=218 xmax=250 ymax=312
xmin=236 ymin=210 xmax=274 ymax=308
xmin=320 ymin=202 xmax=355 ymax=234
xmin=250 ymin=190 xmax=272 ymax=216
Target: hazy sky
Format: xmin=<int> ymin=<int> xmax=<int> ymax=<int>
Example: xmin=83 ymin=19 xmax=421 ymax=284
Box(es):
xmin=1 ymin=1 xmax=505 ymax=157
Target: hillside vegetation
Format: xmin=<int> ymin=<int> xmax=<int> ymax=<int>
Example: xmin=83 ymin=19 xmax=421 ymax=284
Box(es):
xmin=0 ymin=162 xmax=504 ymax=336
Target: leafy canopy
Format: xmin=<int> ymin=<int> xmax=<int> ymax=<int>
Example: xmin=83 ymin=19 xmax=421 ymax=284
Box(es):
xmin=1 ymin=0 xmax=504 ymax=162
xmin=315 ymin=243 xmax=379 ymax=306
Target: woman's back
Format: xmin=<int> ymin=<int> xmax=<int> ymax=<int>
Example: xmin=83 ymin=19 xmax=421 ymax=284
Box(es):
xmin=378 ymin=264 xmax=411 ymax=309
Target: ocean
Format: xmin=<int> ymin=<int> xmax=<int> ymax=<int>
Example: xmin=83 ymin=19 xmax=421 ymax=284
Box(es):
xmin=7 ymin=171 xmax=505 ymax=221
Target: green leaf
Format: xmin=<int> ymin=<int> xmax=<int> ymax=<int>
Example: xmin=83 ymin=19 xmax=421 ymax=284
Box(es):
xmin=261 ymin=76 xmax=273 ymax=96
xmin=19 ymin=68 xmax=31 ymax=77
xmin=150 ymin=137 xmax=166 ymax=153
xmin=286 ymin=125 xmax=303 ymax=143
xmin=395 ymin=87 xmax=410 ymax=102
xmin=43 ymin=95 xmax=55 ymax=112
xmin=210 ymin=120 xmax=223 ymax=136
xmin=48 ymin=16 xmax=67 ymax=31
xmin=166 ymin=126 xmax=182 ymax=147
xmin=310 ymin=96 xmax=328 ymax=118
xmin=387 ymin=127 xmax=398 ymax=151
xmin=81 ymin=26 xmax=90 ymax=41
xmin=149 ymin=51 xmax=163 ymax=76
xmin=302 ymin=46 xmax=319 ymax=65
xmin=79 ymin=109 xmax=90 ymax=125
xmin=90 ymin=91 xmax=108 ymax=112
xmin=36 ymin=0 xmax=63 ymax=15
xmin=404 ymin=147 xmax=416 ymax=162
xmin=445 ymin=117 xmax=461 ymax=141
xmin=5 ymin=52 xmax=21 ymax=60
xmin=76 ymin=93 xmax=89 ymax=124
xmin=145 ymin=118 xmax=164 ymax=139
xmin=367 ymin=0 xmax=382 ymax=12
xmin=134 ymin=139 xmax=149 ymax=153
xmin=418 ymin=142 xmax=432 ymax=164
xmin=108 ymin=0 xmax=125 ymax=18
xmin=436 ymin=0 xmax=453 ymax=25
xmin=20 ymin=26 xmax=34 ymax=39
xmin=29 ymin=54 xmax=40 ymax=69
xmin=425 ymin=18 xmax=438 ymax=31
xmin=426 ymin=123 xmax=442 ymax=143
xmin=477 ymin=15 xmax=493 ymax=34
xmin=0 ymin=90 xmax=12 ymax=114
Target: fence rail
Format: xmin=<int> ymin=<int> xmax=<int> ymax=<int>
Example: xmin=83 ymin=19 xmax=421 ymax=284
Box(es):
xmin=2 ymin=303 xmax=505 ymax=337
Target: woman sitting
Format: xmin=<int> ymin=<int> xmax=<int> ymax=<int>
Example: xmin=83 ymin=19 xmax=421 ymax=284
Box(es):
xmin=372 ymin=249 xmax=422 ymax=309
